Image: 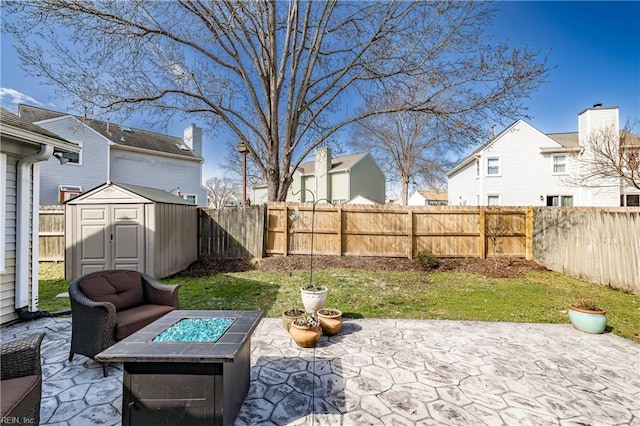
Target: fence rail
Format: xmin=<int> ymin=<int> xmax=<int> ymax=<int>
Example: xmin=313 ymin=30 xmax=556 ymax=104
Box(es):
xmin=38 ymin=205 xmax=65 ymax=261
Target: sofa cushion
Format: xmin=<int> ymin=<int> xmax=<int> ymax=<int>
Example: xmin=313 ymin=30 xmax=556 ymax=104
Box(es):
xmin=115 ymin=304 xmax=175 ymax=341
xmin=79 ymin=271 xmax=144 ymax=311
xmin=0 ymin=374 xmax=41 ymax=418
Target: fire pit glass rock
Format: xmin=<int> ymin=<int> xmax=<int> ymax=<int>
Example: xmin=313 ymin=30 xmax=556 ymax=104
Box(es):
xmin=152 ymin=317 xmax=235 ymax=342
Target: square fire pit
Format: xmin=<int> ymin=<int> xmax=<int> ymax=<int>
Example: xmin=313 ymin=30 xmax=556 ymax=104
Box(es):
xmin=96 ymin=310 xmax=263 ymax=426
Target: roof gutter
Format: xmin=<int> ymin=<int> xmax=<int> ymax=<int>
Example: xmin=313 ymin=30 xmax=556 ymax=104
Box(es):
xmin=16 ymin=144 xmax=53 ymax=310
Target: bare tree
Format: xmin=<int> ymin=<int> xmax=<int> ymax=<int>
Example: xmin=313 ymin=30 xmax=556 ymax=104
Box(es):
xmin=486 ymin=212 xmax=510 ymax=269
xmin=204 ymin=176 xmax=240 ymax=209
xmin=353 ymin=109 xmax=459 ymax=205
xmin=566 ymin=120 xmax=640 ymax=192
xmin=4 ymin=1 xmax=548 ymax=201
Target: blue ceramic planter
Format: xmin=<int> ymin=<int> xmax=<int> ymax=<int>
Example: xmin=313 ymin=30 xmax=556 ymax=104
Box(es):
xmin=568 ymin=306 xmax=607 ymax=334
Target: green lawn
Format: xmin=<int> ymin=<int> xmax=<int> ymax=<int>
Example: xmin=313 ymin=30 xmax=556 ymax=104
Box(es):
xmin=38 ymin=262 xmax=640 ymax=341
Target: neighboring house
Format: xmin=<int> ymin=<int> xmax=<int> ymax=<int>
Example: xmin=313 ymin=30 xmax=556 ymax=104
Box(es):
xmin=18 ymin=104 xmax=208 ymax=206
xmin=253 ymin=148 xmax=385 ymax=204
xmin=447 ymin=104 xmax=638 ymax=207
xmin=408 ymin=190 xmax=448 ymax=206
xmin=1 ymin=108 xmax=80 ymax=325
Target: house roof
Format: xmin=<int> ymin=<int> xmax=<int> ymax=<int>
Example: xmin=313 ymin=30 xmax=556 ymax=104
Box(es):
xmin=417 ymin=190 xmax=448 ymax=201
xmin=18 ymin=104 xmax=202 ymax=160
xmin=297 ymin=152 xmax=368 ymax=175
xmin=547 ymin=132 xmax=579 ymax=148
xmin=1 ymin=107 xmax=80 ymax=153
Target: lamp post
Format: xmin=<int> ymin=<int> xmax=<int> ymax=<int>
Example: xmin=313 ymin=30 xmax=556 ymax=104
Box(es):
xmin=236 ymin=142 xmax=249 ymax=207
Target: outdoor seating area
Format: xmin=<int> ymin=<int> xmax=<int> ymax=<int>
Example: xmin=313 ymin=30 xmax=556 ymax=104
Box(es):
xmin=1 ymin=315 xmax=639 ymax=425
xmin=68 ymin=270 xmax=180 ymax=376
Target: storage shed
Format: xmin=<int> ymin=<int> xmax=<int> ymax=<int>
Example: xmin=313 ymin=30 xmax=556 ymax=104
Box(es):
xmin=65 ymin=182 xmax=198 ymax=280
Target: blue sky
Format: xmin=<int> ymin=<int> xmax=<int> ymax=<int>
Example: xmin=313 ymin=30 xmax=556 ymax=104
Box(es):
xmin=1 ymin=1 xmax=639 ymax=182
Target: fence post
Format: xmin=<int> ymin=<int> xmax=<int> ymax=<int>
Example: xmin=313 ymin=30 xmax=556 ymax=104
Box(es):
xmin=525 ymin=206 xmax=534 ymax=261
xmin=337 ymin=204 xmax=343 ymax=256
xmin=407 ymin=209 xmax=414 ymax=259
xmin=478 ymin=208 xmax=486 ymax=259
xmin=283 ymin=205 xmax=289 ymax=256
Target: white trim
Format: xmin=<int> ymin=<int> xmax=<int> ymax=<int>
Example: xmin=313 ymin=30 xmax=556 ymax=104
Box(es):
xmin=0 ymin=154 xmax=6 ymax=273
xmin=31 ymin=163 xmax=40 ymax=310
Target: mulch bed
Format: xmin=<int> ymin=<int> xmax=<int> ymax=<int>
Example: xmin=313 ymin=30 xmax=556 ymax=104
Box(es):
xmin=185 ymin=255 xmax=547 ymax=279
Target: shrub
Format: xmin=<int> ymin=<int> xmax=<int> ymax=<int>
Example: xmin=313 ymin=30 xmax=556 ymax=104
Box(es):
xmin=414 ymin=250 xmax=440 ymax=270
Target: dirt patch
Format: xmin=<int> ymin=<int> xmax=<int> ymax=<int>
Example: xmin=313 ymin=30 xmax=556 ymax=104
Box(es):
xmin=186 ymin=255 xmax=547 ymax=279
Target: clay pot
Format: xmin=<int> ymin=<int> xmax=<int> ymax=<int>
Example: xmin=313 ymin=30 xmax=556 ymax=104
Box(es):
xmin=290 ymin=324 xmax=321 ymax=348
xmin=281 ymin=308 xmax=305 ymax=332
xmin=317 ymin=309 xmax=343 ymax=336
xmin=568 ymin=305 xmax=607 ymax=334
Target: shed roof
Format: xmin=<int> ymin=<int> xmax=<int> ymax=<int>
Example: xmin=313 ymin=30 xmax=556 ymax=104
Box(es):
xmin=67 ymin=181 xmax=196 ymax=205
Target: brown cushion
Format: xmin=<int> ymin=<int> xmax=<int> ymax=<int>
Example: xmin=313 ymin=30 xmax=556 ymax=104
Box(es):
xmin=115 ymin=304 xmax=175 ymax=341
xmin=1 ymin=375 xmax=41 ymax=418
xmin=79 ymin=271 xmax=144 ymax=311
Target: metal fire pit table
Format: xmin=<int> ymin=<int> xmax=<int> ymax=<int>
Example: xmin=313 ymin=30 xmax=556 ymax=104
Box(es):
xmin=96 ymin=310 xmax=263 ymax=426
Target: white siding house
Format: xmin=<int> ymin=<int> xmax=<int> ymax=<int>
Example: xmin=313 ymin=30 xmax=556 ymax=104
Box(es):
xmin=253 ymin=148 xmax=386 ymax=204
xmin=18 ymin=105 xmax=208 ymax=206
xmin=1 ymin=108 xmax=80 ymax=325
xmin=447 ymin=105 xmax=630 ymax=207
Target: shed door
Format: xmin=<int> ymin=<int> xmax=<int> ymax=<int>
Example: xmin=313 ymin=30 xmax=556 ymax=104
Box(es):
xmin=76 ymin=204 xmax=145 ymax=275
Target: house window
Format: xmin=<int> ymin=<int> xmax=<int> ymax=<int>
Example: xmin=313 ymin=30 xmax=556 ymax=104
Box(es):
xmin=61 ymin=142 xmax=82 ymax=165
xmin=487 ymin=157 xmax=500 ymax=176
xmin=546 ymin=195 xmax=573 ymax=207
xmin=621 ymin=194 xmax=640 ymax=207
xmin=553 ymin=155 xmax=566 ymax=173
xmin=475 ymin=159 xmax=480 ymax=178
xmin=59 ymin=185 xmax=82 ymax=203
xmin=0 ymin=154 xmax=6 ymax=273
xmin=487 ymin=195 xmax=500 ymax=206
xmin=183 ymin=194 xmax=197 ymax=204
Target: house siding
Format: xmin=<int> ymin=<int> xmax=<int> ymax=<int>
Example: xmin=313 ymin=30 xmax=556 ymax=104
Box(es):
xmin=449 ymin=107 xmax=626 ymax=208
xmin=37 ymin=116 xmax=109 ymax=204
xmin=110 ymin=149 xmax=207 ymax=206
xmin=349 ymin=154 xmax=386 ymax=203
xmin=1 ymin=155 xmax=19 ymax=324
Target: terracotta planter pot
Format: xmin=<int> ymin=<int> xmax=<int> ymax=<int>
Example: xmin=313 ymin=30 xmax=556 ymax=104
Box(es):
xmin=290 ymin=324 xmax=321 ymax=348
xmin=300 ymin=286 xmax=328 ymax=312
xmin=568 ymin=305 xmax=607 ymax=334
xmin=317 ymin=308 xmax=343 ymax=336
xmin=281 ymin=309 xmax=305 ymax=332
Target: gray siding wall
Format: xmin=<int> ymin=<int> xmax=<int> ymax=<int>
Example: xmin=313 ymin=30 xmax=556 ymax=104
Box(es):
xmin=1 ymin=155 xmax=19 ymax=324
xmin=350 ymin=155 xmax=386 ymax=203
xmin=110 ymin=149 xmax=207 ymax=206
xmin=38 ymin=116 xmax=109 ymax=204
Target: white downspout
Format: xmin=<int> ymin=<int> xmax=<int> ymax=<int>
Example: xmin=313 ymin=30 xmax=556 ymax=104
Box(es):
xmin=16 ymin=144 xmax=53 ymax=310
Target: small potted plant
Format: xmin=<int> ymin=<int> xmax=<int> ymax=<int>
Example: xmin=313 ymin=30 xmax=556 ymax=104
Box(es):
xmin=568 ymin=299 xmax=607 ymax=334
xmin=289 ymin=312 xmax=321 ymax=348
xmin=317 ymin=308 xmax=343 ymax=336
xmin=281 ymin=308 xmax=305 ymax=332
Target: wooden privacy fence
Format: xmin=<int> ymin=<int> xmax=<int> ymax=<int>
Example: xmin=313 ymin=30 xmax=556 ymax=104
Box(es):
xmin=38 ymin=205 xmax=65 ymax=261
xmin=266 ymin=203 xmax=533 ymax=259
xmin=199 ymin=205 xmax=266 ymax=259
xmin=533 ymin=207 xmax=640 ymax=294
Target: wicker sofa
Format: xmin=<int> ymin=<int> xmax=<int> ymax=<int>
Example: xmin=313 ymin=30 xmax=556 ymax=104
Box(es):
xmin=1 ymin=332 xmax=45 ymax=425
xmin=68 ymin=270 xmax=180 ymax=376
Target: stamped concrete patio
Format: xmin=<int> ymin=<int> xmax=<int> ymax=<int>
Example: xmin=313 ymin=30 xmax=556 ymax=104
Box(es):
xmin=1 ymin=316 xmax=639 ymax=425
